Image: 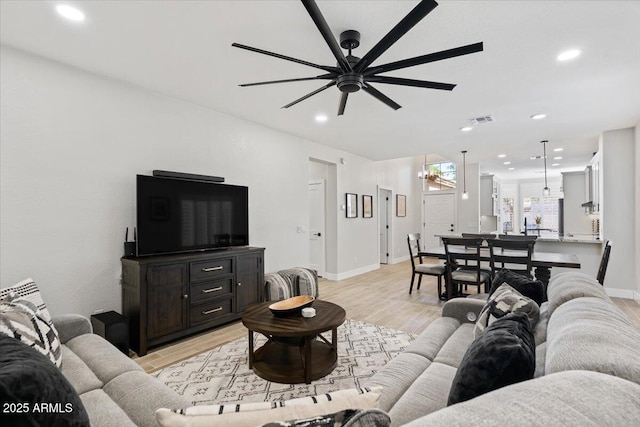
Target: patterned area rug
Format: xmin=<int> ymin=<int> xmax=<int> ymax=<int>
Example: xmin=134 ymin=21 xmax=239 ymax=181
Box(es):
xmin=152 ymin=319 xmax=414 ymax=406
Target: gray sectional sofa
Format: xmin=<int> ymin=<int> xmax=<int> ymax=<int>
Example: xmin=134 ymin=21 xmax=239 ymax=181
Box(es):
xmin=366 ymin=271 xmax=640 ymax=426
xmin=52 ymin=314 xmax=188 ymax=427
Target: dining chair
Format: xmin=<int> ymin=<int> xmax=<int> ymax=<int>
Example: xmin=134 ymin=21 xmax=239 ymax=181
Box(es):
xmin=441 ymin=237 xmax=492 ymax=296
xmin=597 ymin=240 xmax=612 ymax=285
xmin=487 ymin=238 xmax=536 ymax=279
xmin=407 ymin=233 xmax=446 ymax=298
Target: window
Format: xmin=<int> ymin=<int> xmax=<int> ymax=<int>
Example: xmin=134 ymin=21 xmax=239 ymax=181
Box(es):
xmin=501 ymin=197 xmax=514 ymax=233
xmin=523 ymin=196 xmax=559 ymax=234
xmin=422 ymin=162 xmax=457 ymax=192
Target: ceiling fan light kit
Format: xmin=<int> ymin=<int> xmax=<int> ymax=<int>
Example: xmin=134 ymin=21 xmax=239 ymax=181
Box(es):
xmin=233 ymin=0 xmax=483 ymax=116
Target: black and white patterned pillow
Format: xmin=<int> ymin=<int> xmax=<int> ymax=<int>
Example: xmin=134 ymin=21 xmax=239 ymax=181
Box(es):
xmin=258 ymin=408 xmax=391 ymax=427
xmin=264 ymin=273 xmax=295 ymax=302
xmin=0 ymin=294 xmax=62 ymax=367
xmin=0 ymin=278 xmax=53 ymax=323
xmin=474 ymin=282 xmax=540 ymax=338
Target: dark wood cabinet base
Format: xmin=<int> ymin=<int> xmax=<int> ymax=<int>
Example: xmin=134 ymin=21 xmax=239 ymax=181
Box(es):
xmin=122 ymin=246 xmax=264 ymax=356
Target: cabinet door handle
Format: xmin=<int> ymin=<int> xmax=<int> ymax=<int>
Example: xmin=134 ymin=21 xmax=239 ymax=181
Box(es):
xmin=202 ymin=266 xmax=223 ymax=272
xmin=202 ymin=307 xmax=222 ymax=315
xmin=183 ymin=294 xmax=188 ymax=299
xmin=202 ymin=286 xmax=223 ymax=294
xmin=237 ymin=282 xmax=242 ymax=287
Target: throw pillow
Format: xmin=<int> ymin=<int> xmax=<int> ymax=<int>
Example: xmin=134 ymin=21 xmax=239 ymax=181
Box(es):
xmin=264 ymin=273 xmax=295 ymax=301
xmin=258 ymin=408 xmax=391 ymax=427
xmin=0 ymin=278 xmax=53 ymax=323
xmin=155 ymin=387 xmax=382 ymax=427
xmin=447 ymin=312 xmax=535 ymax=406
xmin=0 ymin=335 xmax=90 ymax=427
xmin=0 ymin=294 xmax=62 ymax=367
xmin=278 ymin=268 xmax=319 ymax=298
xmin=489 ymin=269 xmax=545 ymax=305
xmin=474 ymin=283 xmax=540 ymax=338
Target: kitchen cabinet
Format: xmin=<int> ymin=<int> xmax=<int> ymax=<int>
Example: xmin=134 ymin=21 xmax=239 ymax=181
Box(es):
xmin=583 ymin=152 xmax=601 ymax=214
xmin=480 ymin=175 xmax=499 ymax=216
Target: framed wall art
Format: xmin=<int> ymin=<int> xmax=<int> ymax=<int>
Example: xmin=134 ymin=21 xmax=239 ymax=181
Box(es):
xmin=346 ymin=193 xmax=358 ymax=218
xmin=396 ymin=194 xmax=406 ymax=217
xmin=362 ymin=195 xmax=373 ymax=218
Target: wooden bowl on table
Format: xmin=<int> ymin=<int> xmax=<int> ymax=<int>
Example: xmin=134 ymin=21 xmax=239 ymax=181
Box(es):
xmin=269 ymin=296 xmax=315 ymax=317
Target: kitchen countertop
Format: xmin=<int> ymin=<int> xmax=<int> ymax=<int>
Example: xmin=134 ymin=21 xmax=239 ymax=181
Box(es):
xmin=435 ymin=234 xmax=603 ymax=244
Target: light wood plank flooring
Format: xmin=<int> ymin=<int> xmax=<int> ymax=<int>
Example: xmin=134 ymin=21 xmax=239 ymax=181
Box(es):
xmin=134 ymin=260 xmax=640 ymax=373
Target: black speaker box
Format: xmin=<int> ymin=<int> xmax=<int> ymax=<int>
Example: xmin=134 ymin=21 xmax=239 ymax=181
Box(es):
xmin=91 ymin=311 xmax=129 ymax=356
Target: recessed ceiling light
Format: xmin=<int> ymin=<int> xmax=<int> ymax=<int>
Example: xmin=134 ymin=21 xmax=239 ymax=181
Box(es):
xmin=531 ymin=114 xmax=547 ymax=120
xmin=554 ymin=148 xmax=563 ymax=152
xmin=551 ymin=163 xmax=560 ymax=167
xmin=508 ymin=167 xmax=515 ymax=170
xmin=557 ymin=49 xmax=581 ymax=62
xmin=554 ymin=156 xmax=563 ymax=160
xmin=315 ymin=114 xmax=328 ymax=123
xmin=460 ymin=126 xmax=473 ymax=132
xmin=497 ymin=154 xmax=507 ymax=158
xmin=503 ymin=161 xmax=511 ymax=165
xmin=56 ymin=4 xmax=85 ymax=22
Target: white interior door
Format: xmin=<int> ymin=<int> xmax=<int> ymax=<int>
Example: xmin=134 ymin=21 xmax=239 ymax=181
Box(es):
xmin=379 ymin=188 xmax=392 ymax=264
xmin=309 ymin=180 xmax=326 ymax=276
xmin=423 ymin=193 xmax=456 ymax=249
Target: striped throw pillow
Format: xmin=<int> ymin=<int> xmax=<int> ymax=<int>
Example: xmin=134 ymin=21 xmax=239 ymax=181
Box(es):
xmin=264 ymin=273 xmax=294 ymax=302
xmin=278 ymin=268 xmax=319 ymax=298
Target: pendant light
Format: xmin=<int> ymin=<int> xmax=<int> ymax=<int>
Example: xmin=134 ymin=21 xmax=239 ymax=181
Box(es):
xmin=541 ymin=140 xmax=550 ymax=196
xmin=461 ymin=150 xmax=469 ymax=200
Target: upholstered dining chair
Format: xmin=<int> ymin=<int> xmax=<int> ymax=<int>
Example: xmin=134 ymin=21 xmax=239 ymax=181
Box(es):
xmin=441 ymin=237 xmax=492 ymax=296
xmin=597 ymin=240 xmax=612 ymax=285
xmin=407 ymin=233 xmax=446 ymax=299
xmin=487 ymin=238 xmax=536 ymax=279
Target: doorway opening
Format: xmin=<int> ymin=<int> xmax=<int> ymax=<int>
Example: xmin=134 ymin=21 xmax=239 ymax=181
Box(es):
xmin=378 ymin=187 xmax=392 ymax=264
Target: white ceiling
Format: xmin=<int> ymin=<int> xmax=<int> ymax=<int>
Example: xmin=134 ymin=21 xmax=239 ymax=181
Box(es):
xmin=1 ymin=1 xmax=639 ymax=179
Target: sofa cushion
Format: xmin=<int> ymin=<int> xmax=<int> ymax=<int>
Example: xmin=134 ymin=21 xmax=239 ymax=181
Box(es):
xmin=387 ymin=362 xmax=457 ymax=427
xmin=546 ymin=296 xmax=640 ymax=385
xmin=432 ymin=323 xmax=475 ymax=369
xmin=546 ymin=271 xmax=610 ymax=315
xmin=402 ymin=371 xmax=640 ymax=427
xmin=79 ymin=388 xmax=136 ymax=427
xmin=0 ymin=294 xmax=62 ymax=367
xmin=264 ymin=273 xmax=294 ymax=302
xmin=473 ymin=283 xmax=539 ymax=338
xmin=0 ymin=334 xmax=89 ymax=426
xmin=404 ymin=317 xmax=460 ymax=360
xmin=447 ymin=312 xmax=535 ymax=405
xmin=59 ymin=345 xmax=103 ymax=395
xmin=489 ymin=269 xmax=544 ymax=305
xmin=156 ymin=387 xmax=380 ymax=427
xmin=105 ymin=370 xmax=189 ymax=427
xmin=65 ymin=333 xmax=143 ymax=384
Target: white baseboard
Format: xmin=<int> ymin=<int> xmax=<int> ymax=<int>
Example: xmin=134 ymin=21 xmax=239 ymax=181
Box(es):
xmin=391 ymin=255 xmax=410 ymax=264
xmin=635 ymin=291 xmax=640 ymax=302
xmin=323 ymin=263 xmax=380 ymax=281
xmin=604 ymin=287 xmax=636 ymax=300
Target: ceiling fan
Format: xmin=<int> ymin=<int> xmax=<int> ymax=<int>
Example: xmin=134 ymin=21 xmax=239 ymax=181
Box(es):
xmin=232 ymin=0 xmax=483 ymax=116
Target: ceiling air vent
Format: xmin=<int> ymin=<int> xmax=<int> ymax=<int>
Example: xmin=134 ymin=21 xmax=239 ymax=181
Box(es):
xmin=470 ymin=115 xmax=494 ymax=125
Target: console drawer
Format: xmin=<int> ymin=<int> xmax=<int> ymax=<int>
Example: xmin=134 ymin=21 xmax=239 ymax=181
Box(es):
xmin=190 ymin=278 xmax=233 ymax=304
xmin=190 ymin=299 xmax=233 ymax=326
xmin=190 ymin=258 xmax=233 ymax=282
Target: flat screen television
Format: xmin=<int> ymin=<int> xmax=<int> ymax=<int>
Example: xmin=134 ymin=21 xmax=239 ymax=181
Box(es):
xmin=136 ymin=175 xmax=249 ymax=256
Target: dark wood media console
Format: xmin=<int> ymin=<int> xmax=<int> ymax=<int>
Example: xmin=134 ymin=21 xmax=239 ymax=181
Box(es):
xmin=121 ymin=246 xmax=264 ymax=356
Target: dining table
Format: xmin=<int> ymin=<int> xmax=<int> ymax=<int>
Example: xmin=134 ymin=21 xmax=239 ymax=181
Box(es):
xmin=419 ymin=246 xmax=581 ymax=300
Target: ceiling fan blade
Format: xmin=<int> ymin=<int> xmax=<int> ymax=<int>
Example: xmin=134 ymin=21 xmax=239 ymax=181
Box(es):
xmin=282 ymin=81 xmax=337 ymax=109
xmin=366 ymin=76 xmax=456 ymax=91
xmin=301 ymin=0 xmax=353 ymax=73
xmin=338 ymin=92 xmax=349 ymax=116
xmin=354 ymin=0 xmax=438 ymax=73
xmin=240 ymin=74 xmax=336 ymax=87
xmin=232 ymin=43 xmax=340 ymax=73
xmin=364 ymin=42 xmax=484 ymax=76
xmin=362 ymin=83 xmax=402 ymax=111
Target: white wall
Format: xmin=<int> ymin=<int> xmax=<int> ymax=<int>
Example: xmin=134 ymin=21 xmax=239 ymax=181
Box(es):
xmin=457 ymin=162 xmax=480 ymax=233
xmin=374 ymin=156 xmax=421 ymax=263
xmin=0 ymin=47 xmax=381 ymax=315
xmin=636 ymin=122 xmax=640 ymax=299
xmin=599 ymin=127 xmax=637 ymax=295
xmin=561 ymin=171 xmax=593 ymax=236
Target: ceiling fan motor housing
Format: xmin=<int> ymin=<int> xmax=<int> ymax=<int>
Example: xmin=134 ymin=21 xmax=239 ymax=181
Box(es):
xmin=337 ymin=73 xmax=364 ymax=93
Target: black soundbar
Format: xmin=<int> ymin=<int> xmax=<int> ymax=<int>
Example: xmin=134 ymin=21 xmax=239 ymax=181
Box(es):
xmin=152 ymin=170 xmax=225 ymax=183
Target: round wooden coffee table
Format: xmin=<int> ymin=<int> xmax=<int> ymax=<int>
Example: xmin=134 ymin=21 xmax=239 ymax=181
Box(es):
xmin=241 ymin=300 xmax=346 ymax=384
